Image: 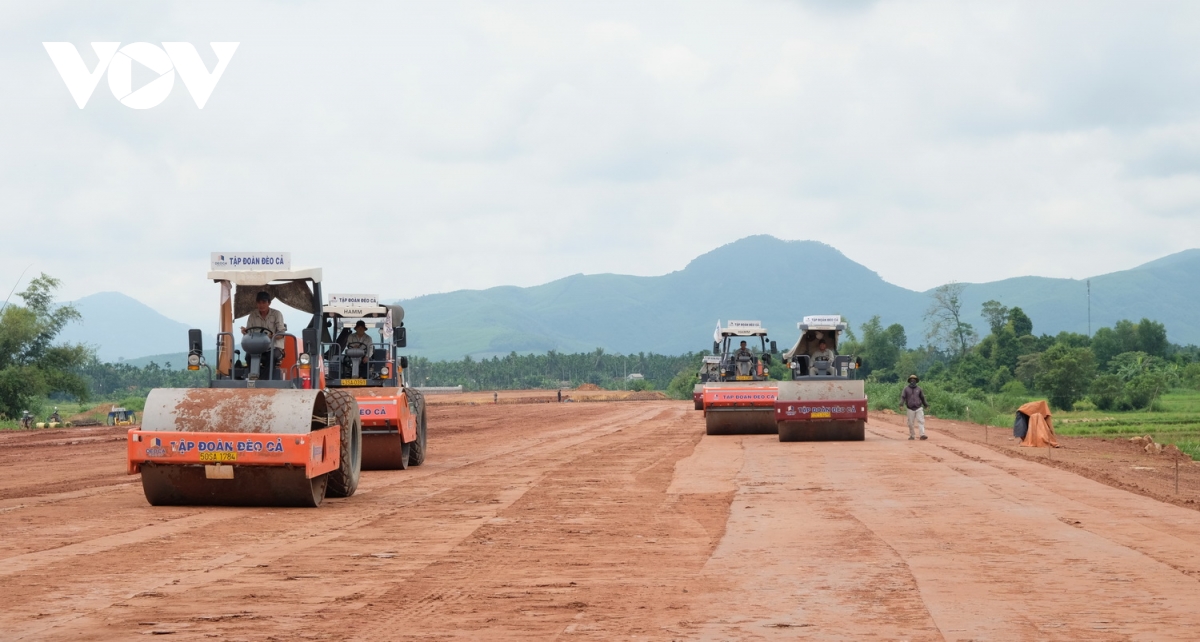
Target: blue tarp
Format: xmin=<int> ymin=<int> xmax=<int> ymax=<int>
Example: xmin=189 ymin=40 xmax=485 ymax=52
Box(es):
xmin=1013 ymin=411 xmax=1029 ymax=440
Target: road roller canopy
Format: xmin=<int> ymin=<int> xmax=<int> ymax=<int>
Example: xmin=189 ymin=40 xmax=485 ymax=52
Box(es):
xmin=719 ymin=320 xmax=769 ymax=337
xmin=784 ymin=315 xmax=846 ymax=360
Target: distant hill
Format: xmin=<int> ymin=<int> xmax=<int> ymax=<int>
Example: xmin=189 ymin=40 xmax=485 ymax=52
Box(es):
xmin=57 ymin=238 xmax=1200 ymax=364
xmin=395 ymin=236 xmax=1200 ymax=360
xmin=57 ymin=292 xmax=191 ymax=363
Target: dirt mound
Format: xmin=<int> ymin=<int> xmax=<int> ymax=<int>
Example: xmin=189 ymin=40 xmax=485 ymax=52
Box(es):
xmin=575 ymin=383 xmax=603 ymax=391
xmin=69 ymin=403 xmax=111 ymax=424
xmin=626 ymin=391 xmax=669 ymax=401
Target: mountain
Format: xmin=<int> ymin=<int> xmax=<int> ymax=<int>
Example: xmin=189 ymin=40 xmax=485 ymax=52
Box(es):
xmin=397 ymin=236 xmax=924 ymax=359
xmin=56 ymin=238 xmax=1200 ymax=364
xmin=57 ymin=292 xmax=191 ymax=363
xmin=396 ymin=236 xmax=1200 ymax=360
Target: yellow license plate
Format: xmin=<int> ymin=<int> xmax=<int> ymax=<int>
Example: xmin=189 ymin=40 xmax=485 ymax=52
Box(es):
xmin=199 ymin=451 xmax=237 ymax=462
xmin=341 ymin=378 xmax=367 ymax=386
xmin=735 ymin=376 xmax=753 ymax=381
xmin=811 ymin=411 xmax=831 ymax=418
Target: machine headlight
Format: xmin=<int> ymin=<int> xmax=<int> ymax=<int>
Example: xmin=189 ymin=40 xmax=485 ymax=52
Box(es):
xmin=187 ymin=354 xmax=200 ymax=370
xmin=299 ymin=353 xmax=311 ymax=365
xmin=380 ymin=366 xmax=390 ymax=378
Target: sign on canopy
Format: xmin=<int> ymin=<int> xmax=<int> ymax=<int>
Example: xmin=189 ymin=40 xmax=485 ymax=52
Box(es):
xmin=210 ymin=252 xmax=290 ymax=271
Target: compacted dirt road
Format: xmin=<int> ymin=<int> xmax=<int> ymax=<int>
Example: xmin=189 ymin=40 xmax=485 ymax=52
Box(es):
xmin=2 ymin=401 xmax=1200 ymax=641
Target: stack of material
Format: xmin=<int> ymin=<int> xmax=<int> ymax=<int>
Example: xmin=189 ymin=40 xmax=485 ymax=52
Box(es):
xmin=1013 ymin=400 xmax=1059 ymax=448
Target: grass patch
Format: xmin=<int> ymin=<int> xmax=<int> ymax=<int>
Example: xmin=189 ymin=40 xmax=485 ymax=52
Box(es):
xmin=1053 ymin=389 xmax=1200 ymax=458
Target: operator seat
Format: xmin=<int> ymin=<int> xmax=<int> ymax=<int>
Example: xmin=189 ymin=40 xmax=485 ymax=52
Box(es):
xmin=735 ymin=353 xmax=755 ymax=377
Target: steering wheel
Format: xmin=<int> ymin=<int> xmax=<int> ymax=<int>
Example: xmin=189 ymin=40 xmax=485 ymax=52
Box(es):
xmin=245 ymin=326 xmax=273 ymax=337
xmin=347 ymin=340 xmax=372 ymax=351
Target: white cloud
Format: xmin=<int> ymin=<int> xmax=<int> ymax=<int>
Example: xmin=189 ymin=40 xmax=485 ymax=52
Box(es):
xmin=2 ymin=0 xmax=1200 ymax=329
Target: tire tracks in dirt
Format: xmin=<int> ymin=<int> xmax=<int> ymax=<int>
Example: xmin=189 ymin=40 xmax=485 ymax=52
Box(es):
xmin=0 ymin=403 xmax=671 ymax=641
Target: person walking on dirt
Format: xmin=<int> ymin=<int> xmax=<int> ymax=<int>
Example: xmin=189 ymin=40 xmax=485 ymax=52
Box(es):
xmin=902 ymin=375 xmax=928 ymax=440
xmin=557 ymin=389 xmax=562 ymax=403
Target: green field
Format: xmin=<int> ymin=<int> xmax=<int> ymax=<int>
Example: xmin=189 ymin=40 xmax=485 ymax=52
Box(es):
xmin=1054 ymin=390 xmax=1200 ymax=460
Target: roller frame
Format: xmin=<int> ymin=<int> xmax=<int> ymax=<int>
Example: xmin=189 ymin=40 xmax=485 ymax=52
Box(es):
xmin=702 ymin=384 xmax=779 ymax=435
xmin=127 ymin=425 xmax=342 ymax=479
xmin=352 ymin=389 xmax=420 ymax=470
xmin=773 ymin=395 xmax=868 ymax=442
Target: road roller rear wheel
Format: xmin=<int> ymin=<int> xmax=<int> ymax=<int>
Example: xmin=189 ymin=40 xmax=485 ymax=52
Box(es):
xmin=408 ymin=391 xmax=427 ymax=467
xmin=325 ymin=389 xmax=363 ymax=498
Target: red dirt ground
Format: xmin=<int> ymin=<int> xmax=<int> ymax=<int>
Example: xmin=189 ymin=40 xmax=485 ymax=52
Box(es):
xmin=2 ymin=402 xmax=1200 ymax=640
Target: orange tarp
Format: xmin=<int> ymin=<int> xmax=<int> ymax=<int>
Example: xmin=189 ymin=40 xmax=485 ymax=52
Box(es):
xmin=1018 ymin=400 xmax=1059 ymax=448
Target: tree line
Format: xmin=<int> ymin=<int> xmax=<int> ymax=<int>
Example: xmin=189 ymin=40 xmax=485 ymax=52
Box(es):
xmin=405 ymin=350 xmax=702 ymax=394
xmin=3 ymin=274 xmax=1198 ymax=420
xmin=843 ymin=282 xmax=1200 ymax=411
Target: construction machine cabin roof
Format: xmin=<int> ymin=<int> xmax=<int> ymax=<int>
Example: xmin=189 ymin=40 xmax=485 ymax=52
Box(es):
xmin=797 ymin=315 xmax=846 ymax=332
xmin=207 ymin=267 xmax=323 ymax=286
xmin=720 ymin=320 xmax=768 ymax=337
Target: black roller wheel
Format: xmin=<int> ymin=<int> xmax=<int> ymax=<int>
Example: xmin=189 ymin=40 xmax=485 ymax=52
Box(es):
xmin=325 ymin=389 xmax=362 ymax=498
xmin=408 ymin=389 xmax=427 ymax=467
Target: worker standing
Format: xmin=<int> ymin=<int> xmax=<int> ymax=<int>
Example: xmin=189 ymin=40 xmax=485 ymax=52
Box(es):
xmin=901 ymin=374 xmax=929 ymax=441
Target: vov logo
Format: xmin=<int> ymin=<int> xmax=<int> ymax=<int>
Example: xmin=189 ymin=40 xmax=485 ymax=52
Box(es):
xmin=43 ymin=42 xmax=239 ymax=109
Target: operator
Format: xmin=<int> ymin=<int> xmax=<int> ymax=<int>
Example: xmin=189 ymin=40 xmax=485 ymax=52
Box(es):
xmin=734 ymin=340 xmax=755 ymax=360
xmin=346 ymin=320 xmax=374 ymax=364
xmin=811 ymin=339 xmax=835 ymax=362
xmin=241 ymin=291 xmax=287 ymax=366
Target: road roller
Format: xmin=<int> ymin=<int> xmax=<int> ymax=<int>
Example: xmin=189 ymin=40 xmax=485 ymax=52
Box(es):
xmin=321 ymin=294 xmax=426 ymax=470
xmin=701 ymin=320 xmax=780 ymax=435
xmin=126 ymin=253 xmax=362 ymax=507
xmin=692 ymin=355 xmax=721 ymax=410
xmin=775 ymin=315 xmax=868 ymax=441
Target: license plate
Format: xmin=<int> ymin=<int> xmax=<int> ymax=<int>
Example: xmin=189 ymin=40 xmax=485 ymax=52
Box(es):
xmin=199 ymin=451 xmax=237 ymax=462
xmin=735 ymin=376 xmax=753 ymax=381
xmin=811 ymin=411 xmax=831 ymax=418
xmin=341 ymin=378 xmax=366 ymax=386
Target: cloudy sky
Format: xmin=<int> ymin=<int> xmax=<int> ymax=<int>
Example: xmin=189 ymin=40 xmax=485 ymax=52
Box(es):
xmin=4 ymin=1 xmax=1200 ymax=328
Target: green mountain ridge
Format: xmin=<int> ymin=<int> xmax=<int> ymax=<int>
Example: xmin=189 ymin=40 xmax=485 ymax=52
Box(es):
xmin=395 ymin=236 xmax=1200 ymax=360
xmin=59 ymin=237 xmax=1200 ymax=364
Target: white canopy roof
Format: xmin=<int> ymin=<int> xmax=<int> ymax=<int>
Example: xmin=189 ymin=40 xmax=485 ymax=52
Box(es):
xmin=721 ymin=327 xmax=768 ymax=337
xmin=208 ymin=267 xmax=323 ymax=286
xmin=322 ymin=304 xmax=389 ymax=317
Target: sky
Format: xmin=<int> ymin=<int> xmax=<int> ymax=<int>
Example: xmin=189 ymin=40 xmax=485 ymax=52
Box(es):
xmin=3 ymin=1 xmax=1200 ymax=329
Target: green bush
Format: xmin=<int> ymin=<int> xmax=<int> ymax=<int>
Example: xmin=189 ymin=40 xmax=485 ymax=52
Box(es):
xmin=1127 ymin=372 xmax=1169 ymax=409
xmin=1072 ymin=399 xmax=1097 ymax=412
xmin=1000 ymin=380 xmax=1028 ymax=396
xmin=666 ymin=370 xmax=698 ymax=400
xmin=1034 ymin=344 xmax=1097 ymax=410
xmin=1089 ymin=374 xmax=1124 ymax=411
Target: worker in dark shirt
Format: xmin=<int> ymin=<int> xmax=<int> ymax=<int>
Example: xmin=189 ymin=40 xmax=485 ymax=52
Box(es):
xmin=901 ymin=374 xmax=929 ymax=440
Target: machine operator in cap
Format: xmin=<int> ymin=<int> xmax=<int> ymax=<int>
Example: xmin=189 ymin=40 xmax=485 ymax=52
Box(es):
xmin=346 ymin=320 xmax=374 ymax=365
xmin=241 ymin=291 xmax=287 ymax=361
xmin=241 ymin=292 xmax=285 ymax=352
